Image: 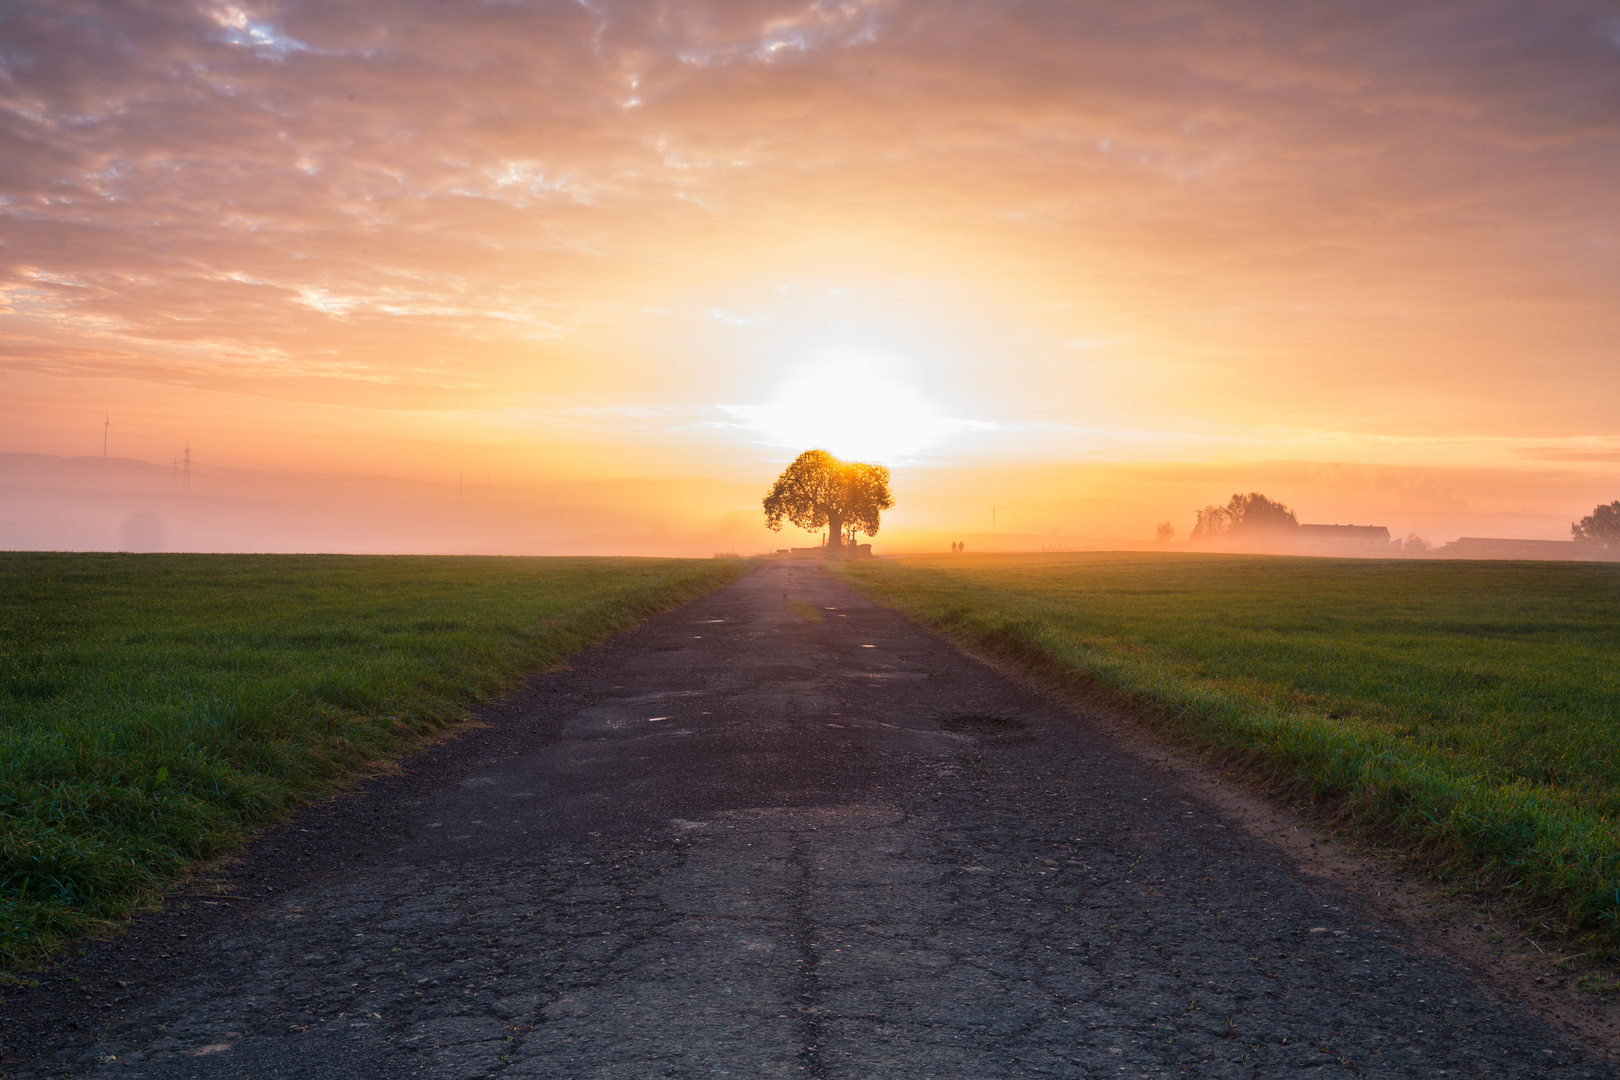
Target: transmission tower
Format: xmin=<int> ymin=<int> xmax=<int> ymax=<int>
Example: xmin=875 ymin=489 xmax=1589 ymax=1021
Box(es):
xmin=181 ymin=440 xmax=191 ymax=495
xmin=103 ymin=414 xmax=110 ymax=457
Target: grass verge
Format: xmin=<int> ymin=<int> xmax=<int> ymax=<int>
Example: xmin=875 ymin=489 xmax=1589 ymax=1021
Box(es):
xmin=832 ymin=551 xmax=1620 ymax=955
xmin=0 ymin=552 xmax=750 ymax=968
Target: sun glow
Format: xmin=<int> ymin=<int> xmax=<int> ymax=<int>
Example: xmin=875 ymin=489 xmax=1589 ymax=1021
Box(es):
xmin=745 ymin=353 xmax=952 ymax=462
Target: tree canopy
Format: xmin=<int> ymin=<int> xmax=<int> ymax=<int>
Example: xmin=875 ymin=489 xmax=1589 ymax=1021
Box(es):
xmin=762 ymin=450 xmax=894 ymax=554
xmin=1190 ymin=492 xmax=1298 ymax=542
xmin=1572 ymin=500 xmax=1620 ymax=548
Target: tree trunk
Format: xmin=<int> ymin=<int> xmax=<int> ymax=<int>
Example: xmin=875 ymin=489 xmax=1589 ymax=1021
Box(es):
xmin=825 ymin=511 xmax=845 ymax=557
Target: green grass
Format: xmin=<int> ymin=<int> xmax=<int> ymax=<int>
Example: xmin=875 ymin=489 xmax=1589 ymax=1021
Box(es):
xmin=832 ymin=552 xmax=1620 ymax=950
xmin=784 ymin=598 xmax=825 ymax=623
xmin=0 ymin=552 xmax=750 ymax=967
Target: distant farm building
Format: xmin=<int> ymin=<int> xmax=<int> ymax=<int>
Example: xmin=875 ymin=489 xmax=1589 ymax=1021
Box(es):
xmin=1297 ymin=524 xmax=1392 ymax=553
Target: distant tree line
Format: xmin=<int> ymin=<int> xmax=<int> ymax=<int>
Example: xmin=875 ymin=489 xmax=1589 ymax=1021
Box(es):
xmin=1189 ymin=492 xmax=1298 ymax=542
xmin=1572 ymin=500 xmax=1620 ymax=549
xmin=1179 ymin=493 xmax=1620 ymax=552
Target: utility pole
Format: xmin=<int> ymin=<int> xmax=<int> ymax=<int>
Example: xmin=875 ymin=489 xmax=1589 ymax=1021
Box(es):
xmin=103 ymin=414 xmax=110 ymax=457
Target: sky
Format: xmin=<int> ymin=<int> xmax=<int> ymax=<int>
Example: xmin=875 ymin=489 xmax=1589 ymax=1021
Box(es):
xmin=2 ymin=1 xmax=1618 ymax=552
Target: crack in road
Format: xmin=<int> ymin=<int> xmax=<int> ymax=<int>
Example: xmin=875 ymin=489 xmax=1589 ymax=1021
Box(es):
xmin=789 ymin=836 xmax=829 ymax=1080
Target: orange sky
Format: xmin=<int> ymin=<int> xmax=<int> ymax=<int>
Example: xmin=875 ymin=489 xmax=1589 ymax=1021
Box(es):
xmin=3 ymin=1 xmax=1618 ymax=551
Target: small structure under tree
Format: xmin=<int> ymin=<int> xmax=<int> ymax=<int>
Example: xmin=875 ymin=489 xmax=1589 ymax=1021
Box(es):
xmin=763 ymin=449 xmax=894 ymax=557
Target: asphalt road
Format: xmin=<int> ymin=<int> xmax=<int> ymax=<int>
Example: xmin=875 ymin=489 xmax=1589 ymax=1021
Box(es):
xmin=11 ymin=560 xmax=1614 ymax=1078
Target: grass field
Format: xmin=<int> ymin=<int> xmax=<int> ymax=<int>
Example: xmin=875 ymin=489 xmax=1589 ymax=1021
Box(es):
xmin=833 ymin=552 xmax=1620 ymax=951
xmin=0 ymin=552 xmax=749 ymax=968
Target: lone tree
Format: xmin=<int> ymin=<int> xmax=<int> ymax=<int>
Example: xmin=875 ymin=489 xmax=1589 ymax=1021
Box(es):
xmin=763 ymin=449 xmax=894 ymax=556
xmin=1572 ymin=500 xmax=1620 ymax=548
xmin=1190 ymin=492 xmax=1298 ymax=542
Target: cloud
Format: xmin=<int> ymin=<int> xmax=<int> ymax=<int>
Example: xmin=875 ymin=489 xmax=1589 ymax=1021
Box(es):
xmin=1516 ymin=446 xmax=1620 ymax=463
xmin=2 ymin=0 xmax=1617 ymax=457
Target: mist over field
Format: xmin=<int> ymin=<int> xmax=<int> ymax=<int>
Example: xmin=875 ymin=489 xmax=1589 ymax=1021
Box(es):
xmin=3 ymin=451 xmax=1607 ymax=557
xmin=0 ymin=453 xmax=778 ymax=556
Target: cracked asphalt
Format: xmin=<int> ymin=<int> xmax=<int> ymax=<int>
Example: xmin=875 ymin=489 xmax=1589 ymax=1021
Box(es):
xmin=11 ymin=560 xmax=1614 ymax=1078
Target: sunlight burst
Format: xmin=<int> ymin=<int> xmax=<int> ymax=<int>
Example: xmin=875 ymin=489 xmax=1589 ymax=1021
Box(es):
xmin=747 ymin=353 xmax=950 ymax=461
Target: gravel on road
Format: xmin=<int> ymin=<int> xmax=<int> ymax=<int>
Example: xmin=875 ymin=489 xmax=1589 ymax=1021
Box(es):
xmin=6 ymin=560 xmax=1612 ymax=1079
